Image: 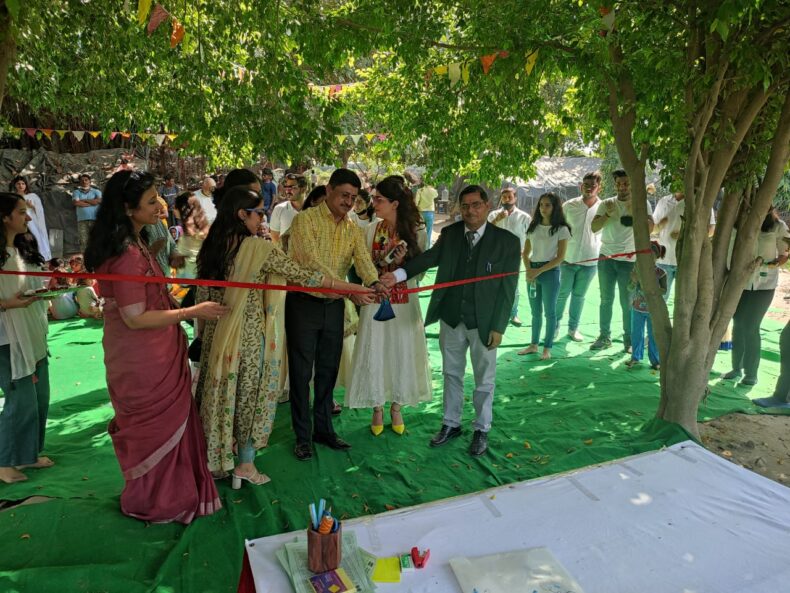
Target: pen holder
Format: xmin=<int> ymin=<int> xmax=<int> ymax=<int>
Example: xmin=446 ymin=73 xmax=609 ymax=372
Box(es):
xmin=307 ymin=524 xmax=342 ymax=573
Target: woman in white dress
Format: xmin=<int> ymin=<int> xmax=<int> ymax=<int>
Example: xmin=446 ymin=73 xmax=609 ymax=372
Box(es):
xmin=346 ymin=176 xmax=432 ymax=436
xmin=10 ymin=176 xmax=50 ymax=261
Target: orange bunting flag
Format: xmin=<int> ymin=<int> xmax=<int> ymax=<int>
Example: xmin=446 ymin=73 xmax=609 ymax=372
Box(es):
xmin=480 ymin=53 xmax=497 ymax=74
xmin=170 ymin=18 xmax=185 ymax=48
xmin=525 ymin=50 xmax=539 ymax=75
xmin=41 ymin=129 xmax=53 ymax=139
xmin=147 ymin=4 xmax=170 ymax=36
xmin=121 ymin=132 xmax=132 ymax=139
xmin=137 ymin=0 xmax=152 ymax=26
xmin=72 ymin=131 xmax=85 ymax=141
xmin=498 ymin=50 xmax=510 ymax=59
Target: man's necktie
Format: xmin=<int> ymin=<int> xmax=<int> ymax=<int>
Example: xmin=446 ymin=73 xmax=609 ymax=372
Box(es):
xmin=465 ymin=230 xmax=476 ymax=261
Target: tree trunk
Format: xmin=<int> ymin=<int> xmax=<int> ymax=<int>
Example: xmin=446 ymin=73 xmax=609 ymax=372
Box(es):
xmin=0 ymin=3 xmax=17 ymax=112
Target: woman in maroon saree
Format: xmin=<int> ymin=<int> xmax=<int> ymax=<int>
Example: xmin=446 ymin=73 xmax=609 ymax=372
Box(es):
xmin=85 ymin=171 xmax=229 ymax=523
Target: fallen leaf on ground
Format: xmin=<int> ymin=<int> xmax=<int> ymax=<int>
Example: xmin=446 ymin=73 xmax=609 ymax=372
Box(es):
xmin=524 ymin=440 xmax=532 ymax=449
xmin=722 ymin=450 xmax=733 ymax=458
xmin=506 ymin=453 xmax=514 ymax=458
xmin=20 ymin=534 xmax=30 ymax=539
xmin=583 ymin=439 xmax=593 ymax=445
xmin=384 ymin=504 xmax=396 ymax=511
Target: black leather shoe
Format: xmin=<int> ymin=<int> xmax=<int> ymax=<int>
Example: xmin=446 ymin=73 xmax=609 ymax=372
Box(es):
xmin=313 ymin=433 xmax=352 ymax=450
xmin=294 ymin=442 xmax=313 ymax=461
xmin=469 ymin=430 xmax=488 ymax=456
xmin=331 ymin=401 xmax=343 ymax=416
xmin=430 ymin=425 xmax=462 ymax=447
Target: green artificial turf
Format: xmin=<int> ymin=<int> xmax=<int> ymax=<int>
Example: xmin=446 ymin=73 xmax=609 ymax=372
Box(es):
xmin=0 ymin=271 xmax=785 ymax=593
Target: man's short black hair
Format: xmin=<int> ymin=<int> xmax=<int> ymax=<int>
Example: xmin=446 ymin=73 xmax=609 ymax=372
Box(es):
xmin=612 ymin=169 xmax=628 ymax=179
xmin=285 ymin=172 xmax=307 ymax=189
xmin=164 ymin=173 xmax=174 ymax=181
xmin=328 ymin=168 xmax=361 ymax=189
xmin=459 ymin=184 xmax=489 ymax=202
xmin=79 ymin=173 xmax=91 ymax=181
xmin=262 ymin=167 xmax=273 ymax=176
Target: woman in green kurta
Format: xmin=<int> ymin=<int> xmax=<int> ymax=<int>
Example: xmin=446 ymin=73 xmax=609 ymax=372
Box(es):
xmin=195 ymin=187 xmax=366 ymax=488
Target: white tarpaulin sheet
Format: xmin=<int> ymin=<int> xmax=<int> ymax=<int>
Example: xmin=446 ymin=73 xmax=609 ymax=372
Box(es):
xmin=246 ymin=441 xmax=790 ymax=593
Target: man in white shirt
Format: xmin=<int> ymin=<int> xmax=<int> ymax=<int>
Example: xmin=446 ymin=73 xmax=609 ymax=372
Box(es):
xmin=555 ymin=172 xmax=603 ymax=341
xmin=270 ymin=173 xmax=306 ymax=242
xmin=589 ymin=170 xmax=654 ymax=352
xmin=488 ymin=187 xmax=531 ymax=326
xmin=652 ymin=191 xmax=716 ymax=299
xmin=193 ymin=177 xmax=217 ymax=224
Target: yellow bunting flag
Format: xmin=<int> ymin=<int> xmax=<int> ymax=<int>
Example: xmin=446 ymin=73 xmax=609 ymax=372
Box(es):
xmin=170 ymin=18 xmax=185 ymax=48
xmin=147 ymin=4 xmax=169 ymax=36
xmin=138 ymin=132 xmax=149 ymax=141
xmin=137 ymin=0 xmax=152 ymax=26
xmin=434 ymin=65 xmax=448 ymax=76
xmin=166 ymin=134 xmax=177 ymax=141
xmin=336 ymin=135 xmax=347 ymax=144
xmin=365 ymin=133 xmax=376 ymax=142
xmin=461 ymin=63 xmax=470 ymax=84
xmin=448 ymin=63 xmax=461 ymax=87
xmin=88 ymin=131 xmax=102 ymax=139
xmin=72 ymin=131 xmax=85 ymax=141
xmin=8 ymin=127 xmax=20 ymax=137
xmin=525 ymin=50 xmax=539 ymax=75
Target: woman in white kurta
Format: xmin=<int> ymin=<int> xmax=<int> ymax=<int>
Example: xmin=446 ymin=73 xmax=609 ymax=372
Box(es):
xmin=10 ymin=176 xmax=50 ymax=261
xmin=346 ymin=176 xmax=432 ymax=435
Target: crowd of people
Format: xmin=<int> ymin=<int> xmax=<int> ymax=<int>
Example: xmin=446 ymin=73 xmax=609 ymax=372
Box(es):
xmin=0 ymin=164 xmax=788 ymax=528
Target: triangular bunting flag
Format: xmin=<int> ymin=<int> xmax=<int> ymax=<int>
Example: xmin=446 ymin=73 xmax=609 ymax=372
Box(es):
xmin=166 ymin=134 xmax=177 ymax=141
xmin=121 ymin=132 xmax=132 ymax=139
xmin=9 ymin=127 xmax=20 ymax=136
xmin=110 ymin=132 xmax=119 ymax=140
xmin=525 ymin=50 xmax=539 ymax=75
xmin=155 ymin=134 xmax=166 ymax=145
xmin=498 ymin=50 xmax=510 ymax=59
xmin=377 ymin=133 xmax=388 ymax=141
xmin=138 ymin=132 xmax=149 ymax=141
xmin=35 ymin=131 xmax=43 ymax=140
xmin=480 ymin=53 xmax=497 ymax=75
xmin=89 ymin=131 xmax=101 ymax=139
xmin=147 ymin=4 xmax=169 ymax=36
xmin=72 ymin=131 xmax=85 ymax=141
xmin=336 ymin=135 xmax=347 ymax=144
xmin=170 ymin=19 xmax=185 ymax=48
xmin=448 ymin=63 xmax=461 ymax=87
xmin=24 ymin=128 xmax=36 ymax=138
xmin=365 ymin=133 xmax=376 ymax=142
xmin=137 ymin=0 xmax=152 ymax=26
xmin=55 ymin=130 xmax=68 ymax=139
xmin=41 ymin=129 xmax=53 ymax=139
xmin=599 ymin=7 xmax=616 ymax=36
xmin=434 ymin=65 xmax=448 ymax=76
xmin=461 ymin=63 xmax=470 ymax=84
xmin=350 ymin=134 xmax=362 ymax=145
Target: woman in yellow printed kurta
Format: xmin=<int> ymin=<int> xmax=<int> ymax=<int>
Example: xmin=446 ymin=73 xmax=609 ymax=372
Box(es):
xmin=194 ymin=187 xmax=363 ymax=488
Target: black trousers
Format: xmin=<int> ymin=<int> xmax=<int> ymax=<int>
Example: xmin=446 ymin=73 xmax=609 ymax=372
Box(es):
xmin=731 ymin=288 xmax=774 ymax=380
xmin=285 ymin=292 xmax=344 ymax=445
xmin=773 ymin=320 xmax=790 ymax=401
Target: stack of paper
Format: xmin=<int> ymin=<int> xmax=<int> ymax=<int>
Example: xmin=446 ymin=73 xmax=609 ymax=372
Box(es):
xmin=275 ymin=531 xmax=378 ymax=593
xmin=450 ymin=547 xmax=585 ymax=593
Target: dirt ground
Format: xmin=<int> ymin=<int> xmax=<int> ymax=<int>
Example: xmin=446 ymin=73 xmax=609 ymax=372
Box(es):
xmin=699 ymin=268 xmax=789 ymax=485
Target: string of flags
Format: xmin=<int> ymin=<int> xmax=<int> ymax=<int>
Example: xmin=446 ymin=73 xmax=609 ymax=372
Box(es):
xmin=335 ymin=133 xmax=388 ymax=146
xmin=427 ymin=49 xmax=539 ymax=88
xmin=138 ymin=0 xmax=185 ymax=48
xmin=0 ymin=127 xmax=178 ymax=145
xmin=309 ymin=82 xmax=363 ymax=99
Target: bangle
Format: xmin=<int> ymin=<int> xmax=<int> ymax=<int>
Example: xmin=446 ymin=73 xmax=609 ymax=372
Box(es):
xmin=330 ymin=279 xmax=336 ymax=290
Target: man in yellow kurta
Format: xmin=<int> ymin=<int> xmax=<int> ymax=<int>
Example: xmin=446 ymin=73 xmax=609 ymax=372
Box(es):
xmin=286 ymin=168 xmax=387 ymax=460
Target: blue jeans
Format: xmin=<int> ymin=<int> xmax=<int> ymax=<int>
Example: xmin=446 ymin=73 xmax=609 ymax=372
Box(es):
xmin=556 ymin=263 xmax=597 ymax=332
xmin=630 ymin=309 xmax=659 ymax=366
xmin=658 ymin=264 xmax=676 ymax=301
xmin=528 ymin=263 xmax=560 ymax=349
xmin=597 ymin=258 xmax=634 ymax=343
xmin=421 ymin=211 xmax=434 ymax=247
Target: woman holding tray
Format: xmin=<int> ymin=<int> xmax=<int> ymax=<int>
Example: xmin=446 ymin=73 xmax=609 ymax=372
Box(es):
xmin=0 ymin=192 xmax=52 ymax=484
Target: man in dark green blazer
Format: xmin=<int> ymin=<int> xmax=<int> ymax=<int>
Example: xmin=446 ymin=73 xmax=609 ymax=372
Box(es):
xmin=382 ymin=185 xmax=521 ymax=456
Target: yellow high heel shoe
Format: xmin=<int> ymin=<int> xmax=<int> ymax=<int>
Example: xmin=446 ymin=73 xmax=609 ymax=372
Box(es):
xmin=390 ymin=404 xmax=405 ymax=435
xmin=371 ymin=408 xmax=384 ymax=436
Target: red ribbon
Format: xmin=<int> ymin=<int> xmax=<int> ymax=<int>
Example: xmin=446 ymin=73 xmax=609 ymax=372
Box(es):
xmin=0 ymin=249 xmax=654 ymax=295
